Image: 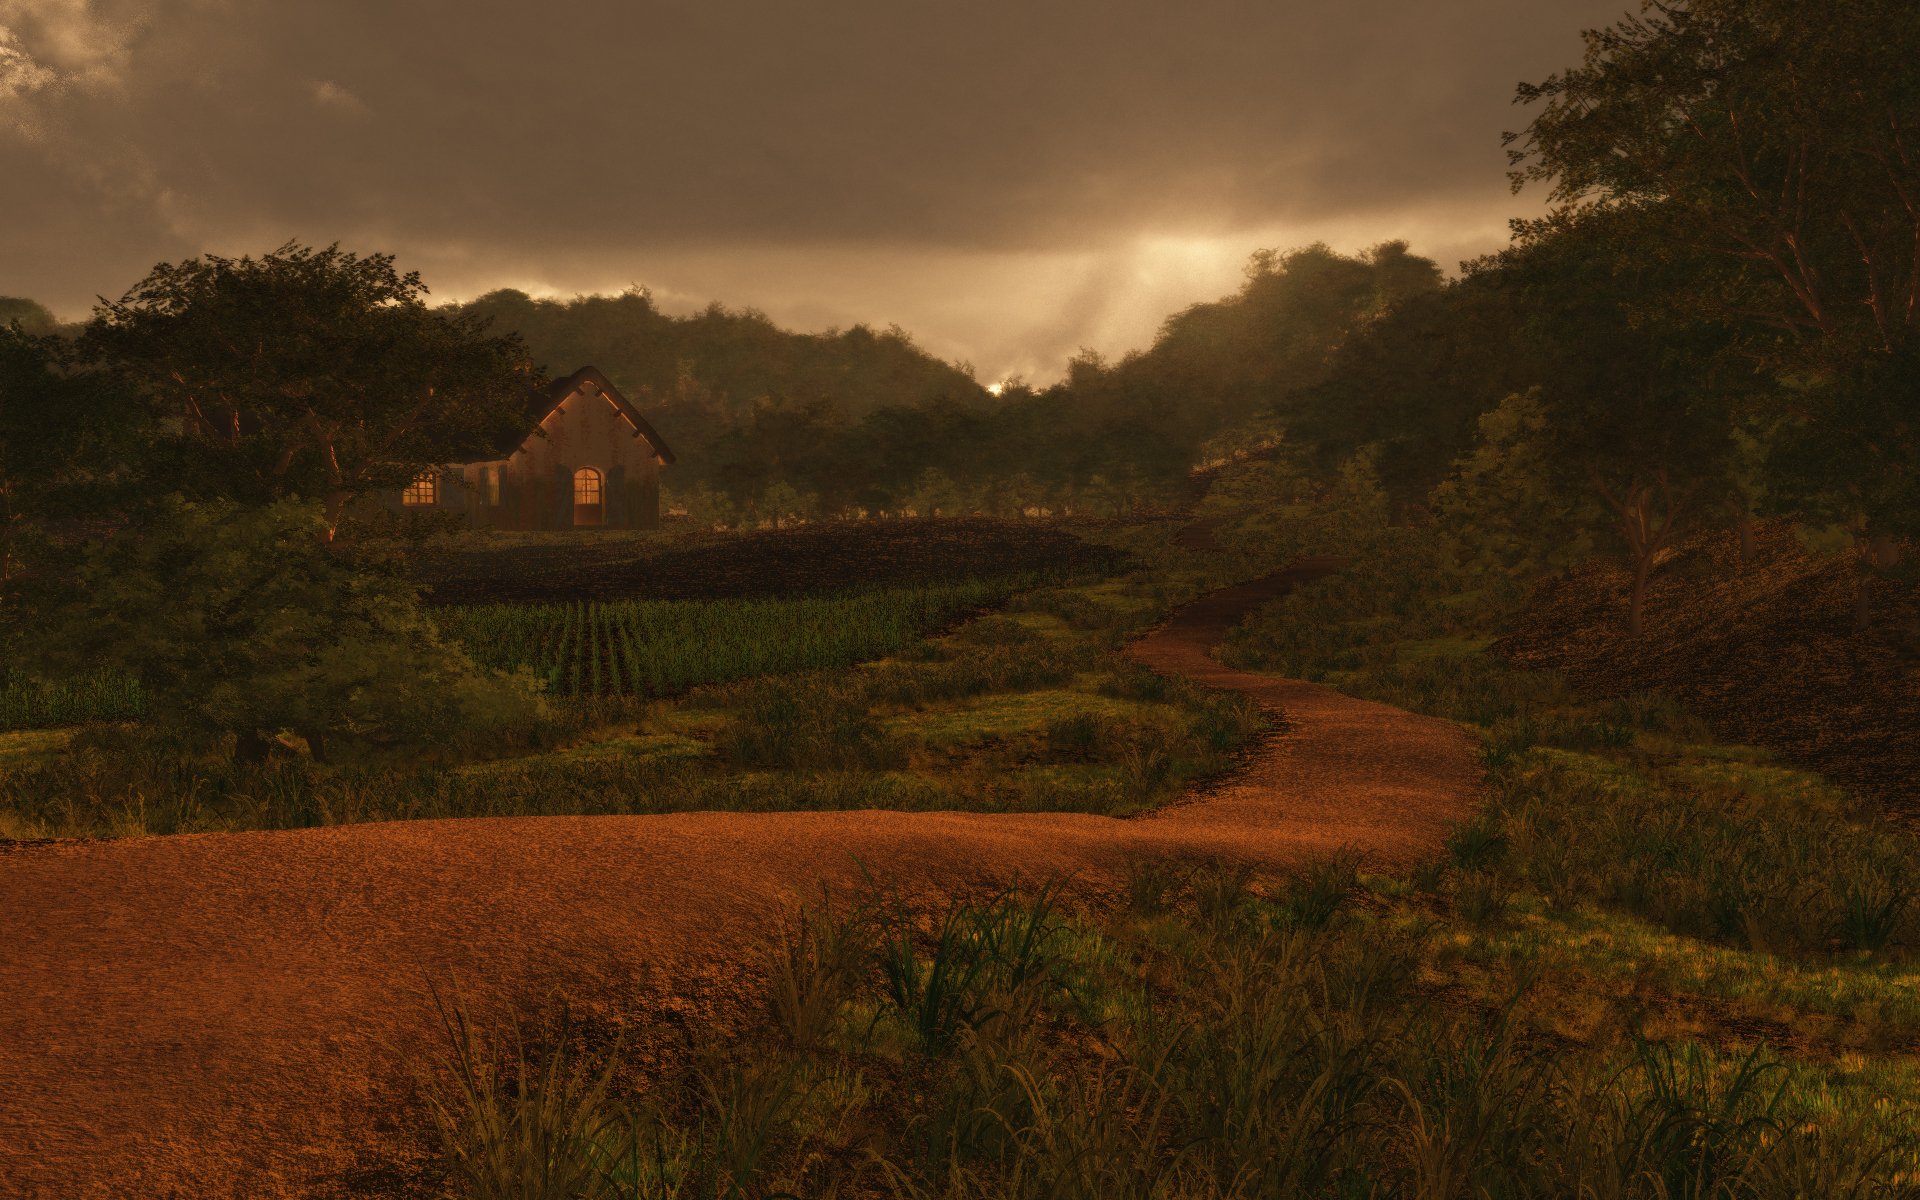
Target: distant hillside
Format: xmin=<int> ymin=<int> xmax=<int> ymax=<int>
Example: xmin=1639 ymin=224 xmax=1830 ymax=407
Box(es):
xmin=0 ymin=297 xmax=63 ymax=336
xmin=444 ymin=248 xmax=1458 ymax=519
xmin=450 ymin=289 xmax=991 ymax=420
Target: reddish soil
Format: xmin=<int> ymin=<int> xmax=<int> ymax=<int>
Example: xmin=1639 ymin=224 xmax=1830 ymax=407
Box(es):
xmin=1498 ymin=522 xmax=1920 ymax=812
xmin=0 ymin=558 xmax=1482 ymax=1199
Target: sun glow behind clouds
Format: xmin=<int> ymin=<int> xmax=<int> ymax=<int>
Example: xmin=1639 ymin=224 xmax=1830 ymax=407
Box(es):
xmin=403 ymin=198 xmax=1534 ymax=389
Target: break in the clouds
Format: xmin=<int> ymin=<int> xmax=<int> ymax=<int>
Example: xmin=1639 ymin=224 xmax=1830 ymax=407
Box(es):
xmin=0 ymin=0 xmax=1628 ymax=383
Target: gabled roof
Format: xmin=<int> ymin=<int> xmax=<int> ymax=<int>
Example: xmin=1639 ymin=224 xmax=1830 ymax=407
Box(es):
xmin=487 ymin=365 xmax=676 ymax=463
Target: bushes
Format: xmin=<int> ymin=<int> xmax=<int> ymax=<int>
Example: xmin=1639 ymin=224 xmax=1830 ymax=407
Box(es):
xmin=712 ymin=674 xmax=905 ymax=772
xmin=10 ymin=497 xmax=547 ymax=763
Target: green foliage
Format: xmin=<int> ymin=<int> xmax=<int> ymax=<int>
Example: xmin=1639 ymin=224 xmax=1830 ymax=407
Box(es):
xmin=1285 ymin=278 xmax=1538 ymax=502
xmin=1511 ymin=0 xmax=1920 ymax=553
xmin=18 ymin=497 xmax=546 ymax=761
xmin=437 ymin=578 xmax=1028 ymax=699
xmin=0 ymin=324 xmax=151 ymax=605
xmin=874 ymin=885 xmax=1069 ymax=1056
xmin=427 ymin=997 xmax=630 ymax=1200
xmin=713 ymin=673 xmax=904 ymax=772
xmin=1433 ymin=389 xmax=1595 ymax=581
xmin=0 ymin=669 xmax=144 ymax=731
xmin=83 ymin=241 xmax=540 ymax=535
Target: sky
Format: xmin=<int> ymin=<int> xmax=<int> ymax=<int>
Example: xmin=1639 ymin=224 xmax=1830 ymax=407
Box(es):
xmin=0 ymin=0 xmax=1631 ymax=385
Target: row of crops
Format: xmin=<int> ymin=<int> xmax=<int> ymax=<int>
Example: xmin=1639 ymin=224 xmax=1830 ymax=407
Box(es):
xmin=0 ymin=669 xmax=145 ymax=732
xmin=434 ymin=575 xmax=1038 ymax=698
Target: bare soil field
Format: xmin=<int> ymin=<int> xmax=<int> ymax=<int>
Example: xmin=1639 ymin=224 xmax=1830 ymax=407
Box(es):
xmin=1499 ymin=522 xmax=1920 ymax=814
xmin=413 ymin=517 xmax=1127 ymax=605
xmin=0 ymin=558 xmax=1480 ymax=1199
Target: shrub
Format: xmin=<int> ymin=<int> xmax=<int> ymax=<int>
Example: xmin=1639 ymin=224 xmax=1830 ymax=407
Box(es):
xmin=14 ymin=497 xmax=546 ymax=762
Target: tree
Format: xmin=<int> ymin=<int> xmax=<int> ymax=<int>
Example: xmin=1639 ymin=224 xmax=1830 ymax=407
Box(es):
xmin=83 ymin=242 xmax=542 ymax=539
xmin=0 ymin=297 xmax=59 ymax=336
xmin=0 ymin=326 xmax=147 ymax=609
xmin=1286 ymin=278 xmax=1536 ymax=503
xmin=20 ymin=497 xmax=547 ymax=761
xmin=1434 ymin=389 xmax=1598 ymax=584
xmin=1511 ymin=0 xmax=1920 ymax=360
xmin=1509 ymin=0 xmax=1920 ymax=613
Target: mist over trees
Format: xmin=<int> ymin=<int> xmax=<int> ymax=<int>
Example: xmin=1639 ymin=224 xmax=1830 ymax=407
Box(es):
xmin=463 ymin=243 xmax=1446 ymax=523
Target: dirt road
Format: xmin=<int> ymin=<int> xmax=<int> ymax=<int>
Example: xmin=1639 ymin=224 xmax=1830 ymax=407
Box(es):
xmin=0 ymin=559 xmax=1481 ymax=1198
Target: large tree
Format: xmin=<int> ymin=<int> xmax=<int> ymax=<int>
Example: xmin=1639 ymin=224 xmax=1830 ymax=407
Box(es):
xmin=1508 ymin=0 xmax=1920 ymax=602
xmin=1446 ymin=210 xmax=1744 ymax=635
xmin=84 ymin=242 xmax=542 ymax=539
xmin=0 ymin=327 xmax=144 ymax=611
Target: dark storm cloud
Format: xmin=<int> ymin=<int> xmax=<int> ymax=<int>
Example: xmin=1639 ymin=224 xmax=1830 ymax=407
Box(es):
xmin=0 ymin=0 xmax=1631 ymax=381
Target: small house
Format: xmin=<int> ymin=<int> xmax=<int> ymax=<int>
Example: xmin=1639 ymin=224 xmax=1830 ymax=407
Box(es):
xmin=378 ymin=366 xmax=675 ymax=530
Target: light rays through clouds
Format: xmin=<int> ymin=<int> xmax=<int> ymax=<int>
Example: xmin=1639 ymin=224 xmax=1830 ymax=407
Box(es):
xmin=0 ymin=0 xmax=1629 ymax=383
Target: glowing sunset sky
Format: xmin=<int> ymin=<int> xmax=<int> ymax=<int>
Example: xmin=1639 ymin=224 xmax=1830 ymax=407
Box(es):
xmin=1 ymin=0 xmax=1629 ymax=383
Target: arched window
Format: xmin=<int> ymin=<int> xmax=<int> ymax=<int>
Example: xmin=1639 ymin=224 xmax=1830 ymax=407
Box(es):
xmin=402 ymin=471 xmax=438 ymax=506
xmin=573 ymin=467 xmax=604 ymax=526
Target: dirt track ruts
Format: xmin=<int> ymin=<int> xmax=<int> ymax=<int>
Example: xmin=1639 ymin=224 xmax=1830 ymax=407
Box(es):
xmin=0 ymin=558 xmax=1483 ymax=1199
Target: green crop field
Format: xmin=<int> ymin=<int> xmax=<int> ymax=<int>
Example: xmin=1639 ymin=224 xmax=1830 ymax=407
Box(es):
xmin=435 ymin=576 xmax=1038 ymax=697
xmin=0 ymin=670 xmax=145 ymax=732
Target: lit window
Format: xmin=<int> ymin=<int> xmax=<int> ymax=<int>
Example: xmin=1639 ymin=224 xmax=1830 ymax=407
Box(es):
xmin=402 ymin=472 xmax=438 ymax=506
xmin=573 ymin=467 xmax=602 ymax=505
xmin=486 ymin=466 xmax=501 ymax=505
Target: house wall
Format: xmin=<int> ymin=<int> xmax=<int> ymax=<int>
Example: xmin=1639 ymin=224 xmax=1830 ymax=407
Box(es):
xmin=363 ymin=379 xmax=665 ymax=531
xmin=482 ymin=379 xmax=664 ymax=531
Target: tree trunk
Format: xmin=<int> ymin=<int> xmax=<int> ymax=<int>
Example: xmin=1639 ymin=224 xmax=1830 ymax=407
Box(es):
xmin=233 ymin=729 xmax=274 ymax=763
xmin=323 ymin=489 xmax=346 ymax=545
xmin=301 ymin=728 xmax=330 ymax=764
xmin=1726 ymin=500 xmax=1756 ymax=570
xmin=1629 ymin=549 xmax=1652 ymax=639
xmin=1855 ymin=533 xmax=1906 ymax=631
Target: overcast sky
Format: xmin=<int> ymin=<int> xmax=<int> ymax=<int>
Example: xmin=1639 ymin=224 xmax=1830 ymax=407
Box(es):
xmin=0 ymin=0 xmax=1629 ymax=384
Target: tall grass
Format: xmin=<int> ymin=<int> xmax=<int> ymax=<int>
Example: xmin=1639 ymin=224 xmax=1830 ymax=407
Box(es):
xmin=437 ymin=578 xmax=1037 ymax=698
xmin=422 ymin=870 xmax=1920 ymax=1200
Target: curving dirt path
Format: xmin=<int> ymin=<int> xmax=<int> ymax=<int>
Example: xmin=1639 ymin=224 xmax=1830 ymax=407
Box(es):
xmin=0 ymin=559 xmax=1482 ymax=1199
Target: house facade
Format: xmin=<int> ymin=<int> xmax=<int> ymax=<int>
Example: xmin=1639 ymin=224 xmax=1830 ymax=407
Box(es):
xmin=376 ymin=366 xmax=675 ymax=530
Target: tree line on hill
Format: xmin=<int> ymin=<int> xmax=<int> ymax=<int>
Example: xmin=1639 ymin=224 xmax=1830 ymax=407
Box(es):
xmin=447 ymin=240 xmax=1443 ymax=525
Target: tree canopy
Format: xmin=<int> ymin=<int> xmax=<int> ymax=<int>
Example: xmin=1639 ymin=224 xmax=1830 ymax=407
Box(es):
xmin=85 ymin=242 xmax=543 ymax=538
